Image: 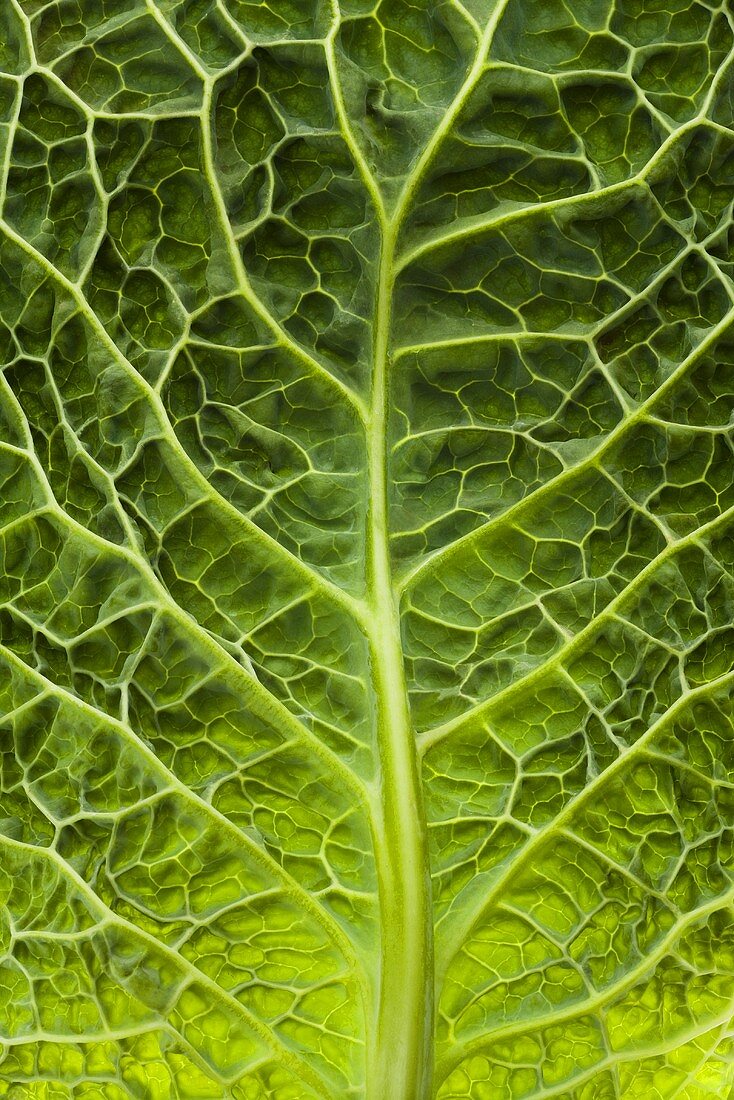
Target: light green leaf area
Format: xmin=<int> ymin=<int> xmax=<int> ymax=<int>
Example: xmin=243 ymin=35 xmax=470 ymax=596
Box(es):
xmin=0 ymin=0 xmax=733 ymax=1097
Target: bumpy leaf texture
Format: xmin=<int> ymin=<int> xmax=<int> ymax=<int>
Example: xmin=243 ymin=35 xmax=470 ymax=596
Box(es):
xmin=0 ymin=0 xmax=734 ymax=1097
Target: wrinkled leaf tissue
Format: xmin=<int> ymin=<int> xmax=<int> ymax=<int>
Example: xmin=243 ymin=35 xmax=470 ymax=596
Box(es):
xmin=0 ymin=0 xmax=733 ymax=1097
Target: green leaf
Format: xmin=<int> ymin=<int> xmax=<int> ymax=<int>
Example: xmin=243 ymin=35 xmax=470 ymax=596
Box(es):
xmin=1 ymin=1 xmax=734 ymax=1097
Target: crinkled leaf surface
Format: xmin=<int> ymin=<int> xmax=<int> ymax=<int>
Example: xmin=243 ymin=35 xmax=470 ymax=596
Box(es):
xmin=1 ymin=1 xmax=734 ymax=1097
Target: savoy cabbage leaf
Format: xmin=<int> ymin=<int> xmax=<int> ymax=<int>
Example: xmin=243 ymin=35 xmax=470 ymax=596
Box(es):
xmin=1 ymin=0 xmax=734 ymax=1097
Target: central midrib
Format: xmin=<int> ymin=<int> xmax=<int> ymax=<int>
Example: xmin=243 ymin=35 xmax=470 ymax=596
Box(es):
xmin=325 ymin=13 xmax=509 ymax=1095
xmin=365 ymin=222 xmax=434 ymax=1100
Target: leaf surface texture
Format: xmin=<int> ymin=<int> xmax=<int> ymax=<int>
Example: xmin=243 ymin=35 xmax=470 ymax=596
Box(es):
xmin=1 ymin=1 xmax=734 ymax=1097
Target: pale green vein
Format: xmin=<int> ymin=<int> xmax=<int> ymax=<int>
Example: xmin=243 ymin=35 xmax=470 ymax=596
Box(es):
xmin=120 ymin=2 xmax=369 ymax=418
xmin=397 ymin=40 xmax=734 ymax=269
xmin=401 ymin=291 xmax=734 ymax=598
xmin=420 ymin=480 xmax=734 ymax=753
xmin=198 ymin=77 xmax=369 ymax=423
xmin=446 ymin=885 xmax=734 ymax=1050
xmin=0 ymin=218 xmax=367 ymax=624
xmin=394 ymin=329 xmax=581 ymax=358
xmin=392 ymin=0 xmax=513 ymax=228
xmin=356 ymin=8 xmax=518 ymax=1099
xmin=326 ymin=4 xmax=386 ymax=224
xmin=0 ymin=378 xmax=369 ymax=812
xmin=0 ymin=641 xmax=369 ymax=988
xmin=435 ymin=664 xmax=734 ymax=983
xmin=439 ymin=1008 xmax=734 ymax=1096
xmin=0 ymin=834 xmax=333 ymax=1097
